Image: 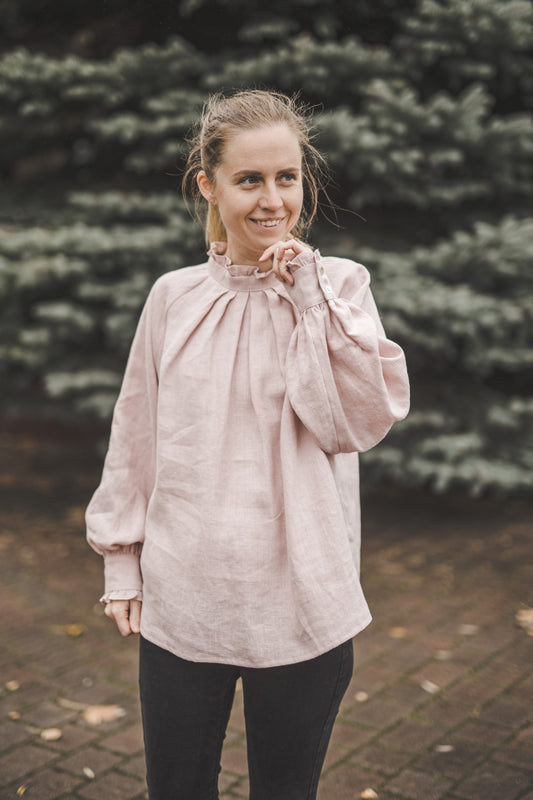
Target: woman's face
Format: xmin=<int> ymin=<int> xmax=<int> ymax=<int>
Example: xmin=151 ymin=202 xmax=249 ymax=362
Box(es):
xmin=198 ymin=124 xmax=304 ymax=268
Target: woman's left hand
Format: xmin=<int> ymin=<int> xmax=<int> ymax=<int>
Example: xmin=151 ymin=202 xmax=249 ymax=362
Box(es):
xmin=258 ymin=239 xmax=312 ymax=285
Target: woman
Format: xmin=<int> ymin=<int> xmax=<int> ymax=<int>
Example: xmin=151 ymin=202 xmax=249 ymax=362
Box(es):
xmin=86 ymin=89 xmax=410 ymax=800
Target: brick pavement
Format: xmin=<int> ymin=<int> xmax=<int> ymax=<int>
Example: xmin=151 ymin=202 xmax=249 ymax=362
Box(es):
xmin=0 ymin=432 xmax=532 ymax=799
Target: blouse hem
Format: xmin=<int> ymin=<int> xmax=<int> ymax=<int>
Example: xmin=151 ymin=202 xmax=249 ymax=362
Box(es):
xmin=138 ymin=613 xmax=372 ymax=669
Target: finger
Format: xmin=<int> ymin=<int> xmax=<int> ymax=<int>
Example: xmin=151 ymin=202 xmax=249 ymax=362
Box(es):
xmin=284 ymin=238 xmax=303 ymax=252
xmin=280 ymin=239 xmax=308 ymax=259
xmin=277 ymin=262 xmax=294 ymax=284
xmin=129 ymin=600 xmax=142 ymax=634
xmin=258 ymin=243 xmax=280 ymax=263
xmin=260 ymin=237 xmax=308 ymax=265
xmin=274 ymin=248 xmax=296 ymax=284
xmin=116 ymin=606 xmax=133 ymax=637
xmin=105 ymin=600 xmax=132 ymax=637
xmin=259 ymin=240 xmax=294 ymax=264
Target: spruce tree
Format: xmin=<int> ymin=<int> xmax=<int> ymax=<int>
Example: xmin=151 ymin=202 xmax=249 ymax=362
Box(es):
xmin=1 ymin=0 xmax=531 ymax=495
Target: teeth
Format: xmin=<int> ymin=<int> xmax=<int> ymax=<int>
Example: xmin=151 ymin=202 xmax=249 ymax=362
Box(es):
xmin=255 ymin=219 xmax=280 ymax=227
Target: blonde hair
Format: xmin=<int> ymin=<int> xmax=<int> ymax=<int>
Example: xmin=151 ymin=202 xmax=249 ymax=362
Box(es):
xmin=182 ymin=89 xmax=329 ymax=245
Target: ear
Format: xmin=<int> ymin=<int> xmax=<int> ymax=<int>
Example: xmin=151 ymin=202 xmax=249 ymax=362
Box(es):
xmin=197 ymin=170 xmax=216 ymax=203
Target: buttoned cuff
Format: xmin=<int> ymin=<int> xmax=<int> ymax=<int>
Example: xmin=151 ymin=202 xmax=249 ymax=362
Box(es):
xmin=285 ymin=249 xmax=336 ymax=311
xmin=103 ymin=549 xmax=143 ymax=600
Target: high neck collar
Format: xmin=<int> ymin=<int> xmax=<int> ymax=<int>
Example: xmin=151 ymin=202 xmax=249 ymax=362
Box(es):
xmin=207 ymin=244 xmax=279 ymax=292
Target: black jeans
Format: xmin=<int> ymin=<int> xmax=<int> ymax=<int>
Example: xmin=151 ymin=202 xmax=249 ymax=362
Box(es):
xmin=139 ymin=634 xmax=354 ymax=800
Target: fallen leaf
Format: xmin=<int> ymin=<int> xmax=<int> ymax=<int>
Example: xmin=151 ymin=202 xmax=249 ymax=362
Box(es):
xmin=66 ymin=623 xmax=87 ymax=637
xmin=57 ymin=697 xmax=89 ymax=711
xmin=5 ymin=680 xmax=20 ymax=692
xmin=354 ymin=691 xmax=369 ymax=703
xmin=16 ymin=786 xmax=28 ymax=796
xmin=435 ymin=744 xmax=455 ymax=753
xmin=82 ymin=704 xmax=126 ymax=726
xmin=420 ymin=680 xmax=440 ymax=694
xmin=361 ymin=789 xmax=378 ymax=799
xmin=388 ymin=626 xmax=407 ymax=639
xmin=83 ymin=766 xmax=96 ymax=779
xmin=515 ymin=608 xmax=533 ymax=636
xmin=434 ymin=650 xmax=452 ymax=661
xmin=40 ymin=727 xmax=62 ymax=741
xmin=458 ymin=623 xmax=480 ymax=636
xmin=50 ymin=623 xmax=87 ymax=637
xmin=8 ymin=711 xmax=21 ymax=720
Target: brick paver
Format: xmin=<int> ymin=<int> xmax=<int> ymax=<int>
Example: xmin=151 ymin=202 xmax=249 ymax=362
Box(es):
xmin=101 ymin=724 xmax=145 ymax=756
xmin=378 ymin=719 xmax=446 ymax=753
xmin=349 ymin=743 xmax=413 ymax=776
xmin=18 ymin=768 xmax=84 ymax=800
xmin=386 ymin=768 xmax=453 ymax=800
xmin=58 ymin=745 xmax=124 ymax=778
xmin=453 ymin=762 xmax=531 ymax=800
xmin=76 ymin=770 xmax=145 ymax=800
xmin=413 ymin=738 xmax=489 ymax=780
xmin=1 ymin=433 xmax=532 ymax=799
xmin=0 ymin=743 xmax=57 ymax=786
xmin=341 ymin=695 xmax=411 ymax=729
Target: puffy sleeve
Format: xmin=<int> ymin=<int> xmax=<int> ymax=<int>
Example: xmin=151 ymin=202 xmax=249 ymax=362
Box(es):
xmin=284 ymin=249 xmax=409 ymax=454
xmin=85 ymin=278 xmax=165 ymax=601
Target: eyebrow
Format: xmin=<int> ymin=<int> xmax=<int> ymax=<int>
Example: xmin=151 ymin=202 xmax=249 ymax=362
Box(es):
xmin=232 ymin=167 xmax=301 ymax=178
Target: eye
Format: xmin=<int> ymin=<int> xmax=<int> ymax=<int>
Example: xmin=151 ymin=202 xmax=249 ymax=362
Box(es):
xmin=238 ymin=175 xmax=259 ymax=186
xmin=279 ymin=172 xmax=297 ymax=183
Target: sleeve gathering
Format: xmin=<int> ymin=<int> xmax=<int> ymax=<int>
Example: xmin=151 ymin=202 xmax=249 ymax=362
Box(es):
xmin=284 ymin=249 xmax=410 ymax=454
xmin=85 ymin=278 xmax=165 ymax=598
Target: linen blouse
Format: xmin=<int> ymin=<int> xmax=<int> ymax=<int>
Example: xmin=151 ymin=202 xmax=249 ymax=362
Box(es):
xmin=86 ymin=245 xmax=410 ymax=667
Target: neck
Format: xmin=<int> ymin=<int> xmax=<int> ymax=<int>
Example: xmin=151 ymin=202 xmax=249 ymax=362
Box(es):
xmin=226 ymin=247 xmax=263 ymax=270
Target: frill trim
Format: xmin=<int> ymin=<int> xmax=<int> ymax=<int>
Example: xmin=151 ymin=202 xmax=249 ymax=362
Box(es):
xmin=287 ymin=247 xmax=321 ymax=272
xmin=208 ymin=242 xmax=273 ymax=279
xmin=100 ymin=589 xmax=143 ymax=605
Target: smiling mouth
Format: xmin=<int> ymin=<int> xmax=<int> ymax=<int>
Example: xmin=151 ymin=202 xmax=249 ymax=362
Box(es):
xmin=250 ymin=217 xmax=285 ymax=228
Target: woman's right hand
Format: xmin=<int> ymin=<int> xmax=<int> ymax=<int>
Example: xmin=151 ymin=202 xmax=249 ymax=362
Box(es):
xmin=104 ymin=599 xmax=142 ymax=637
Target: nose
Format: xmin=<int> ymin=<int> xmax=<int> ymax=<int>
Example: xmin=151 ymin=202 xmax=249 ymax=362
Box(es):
xmin=259 ymin=180 xmax=283 ymax=211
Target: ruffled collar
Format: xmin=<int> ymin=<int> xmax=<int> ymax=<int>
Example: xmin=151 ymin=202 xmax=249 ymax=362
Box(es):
xmin=207 ymin=243 xmax=280 ymax=292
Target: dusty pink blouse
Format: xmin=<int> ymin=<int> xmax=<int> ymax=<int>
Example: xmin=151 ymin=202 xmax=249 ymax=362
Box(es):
xmin=86 ymin=246 xmax=409 ymax=667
